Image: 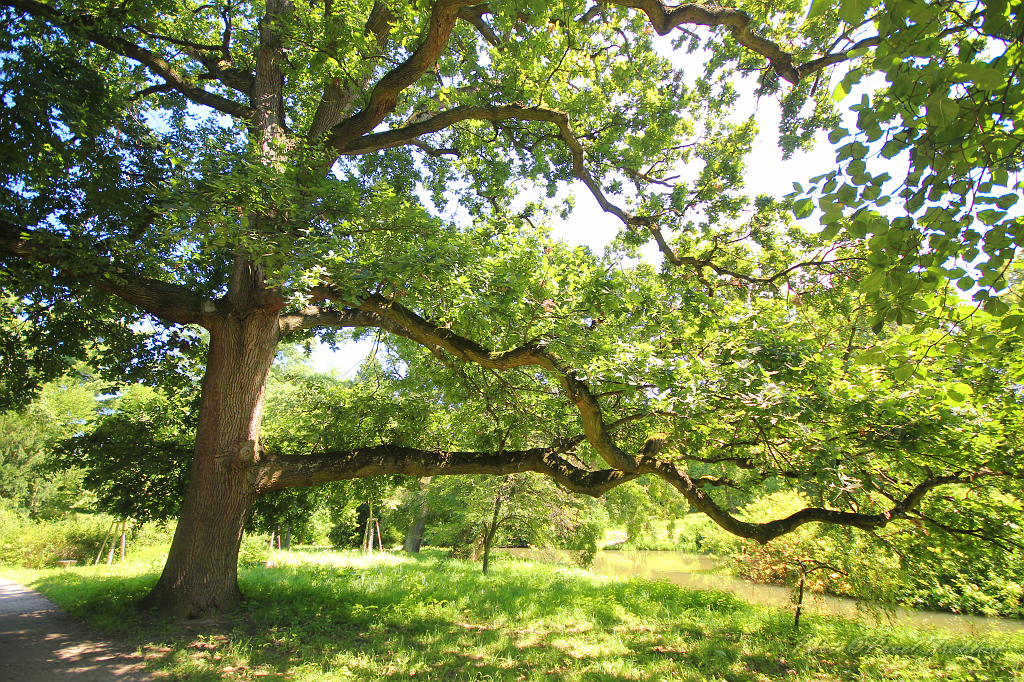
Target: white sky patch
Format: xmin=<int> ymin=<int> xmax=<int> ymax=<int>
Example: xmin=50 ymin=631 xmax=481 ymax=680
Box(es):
xmin=311 ymin=335 xmax=377 ymax=375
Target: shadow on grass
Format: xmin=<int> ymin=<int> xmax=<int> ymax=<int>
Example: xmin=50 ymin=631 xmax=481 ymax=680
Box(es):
xmin=20 ymin=553 xmax=1024 ymax=681
xmin=30 ymin=568 xmax=168 ymax=633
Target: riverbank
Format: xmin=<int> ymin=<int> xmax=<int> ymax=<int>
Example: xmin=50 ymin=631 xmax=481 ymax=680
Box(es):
xmin=3 ymin=549 xmax=1023 ymax=681
xmin=504 ymin=548 xmax=1024 ymax=636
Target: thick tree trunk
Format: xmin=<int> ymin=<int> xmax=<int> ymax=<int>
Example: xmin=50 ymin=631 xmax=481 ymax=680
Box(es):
xmin=403 ymin=477 xmax=431 ymax=553
xmin=481 ymin=496 xmax=502 ymax=575
xmin=138 ymin=286 xmax=280 ymax=618
xmin=403 ymin=512 xmax=428 ymax=553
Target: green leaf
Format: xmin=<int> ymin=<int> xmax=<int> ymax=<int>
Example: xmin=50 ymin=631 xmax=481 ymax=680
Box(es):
xmin=951 ymin=64 xmax=1006 ymax=90
xmin=836 ymin=183 xmax=858 ymax=205
xmin=860 ymin=269 xmax=886 ymax=292
xmin=839 ymin=0 xmax=872 ymax=24
xmin=977 ymin=334 xmax=999 ymax=350
xmin=807 ymin=0 xmax=834 ymax=18
xmin=894 ymin=363 xmax=915 ymax=381
xmin=880 ymin=140 xmax=904 ymax=159
xmin=984 ymin=298 xmax=1010 ymax=316
xmin=926 ymin=94 xmax=960 ymax=129
xmin=1000 ymin=314 xmax=1023 ymax=330
xmin=995 ymin=194 xmax=1019 ymax=210
xmin=951 ymin=382 xmax=974 ymax=396
xmin=820 ymin=222 xmax=842 ymax=239
xmin=828 ymin=127 xmax=849 ymax=144
xmin=793 ymin=198 xmax=814 ymax=218
xmin=978 ymin=210 xmax=1007 ymax=226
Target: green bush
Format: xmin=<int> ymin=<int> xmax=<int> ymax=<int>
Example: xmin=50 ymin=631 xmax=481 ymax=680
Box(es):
xmin=238 ymin=532 xmax=271 ymax=565
xmin=0 ymin=515 xmax=112 ymax=567
xmin=560 ymin=504 xmax=608 ymax=567
xmin=128 ymin=521 xmax=175 ymax=549
xmin=0 ymin=502 xmax=30 ymax=563
xmin=0 ymin=515 xmax=177 ymax=568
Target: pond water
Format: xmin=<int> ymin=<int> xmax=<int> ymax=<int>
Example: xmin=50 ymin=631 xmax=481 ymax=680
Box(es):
xmin=501 ymin=548 xmax=1024 ymax=636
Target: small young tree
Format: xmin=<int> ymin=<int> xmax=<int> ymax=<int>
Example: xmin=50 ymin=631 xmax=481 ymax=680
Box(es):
xmin=416 ymin=472 xmax=601 ymax=572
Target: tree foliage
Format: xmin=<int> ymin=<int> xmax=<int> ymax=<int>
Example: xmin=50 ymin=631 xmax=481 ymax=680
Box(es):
xmin=54 ymin=385 xmax=195 ymax=523
xmin=0 ymin=369 xmax=102 ymax=518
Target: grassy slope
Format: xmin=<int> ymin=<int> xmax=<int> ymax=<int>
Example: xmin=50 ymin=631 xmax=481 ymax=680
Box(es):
xmin=3 ymin=548 xmax=1023 ymax=681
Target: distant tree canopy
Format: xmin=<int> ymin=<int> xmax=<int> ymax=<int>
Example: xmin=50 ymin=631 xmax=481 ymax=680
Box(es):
xmin=0 ymin=370 xmax=100 ymax=518
xmin=1 ymin=0 xmax=1021 ymax=618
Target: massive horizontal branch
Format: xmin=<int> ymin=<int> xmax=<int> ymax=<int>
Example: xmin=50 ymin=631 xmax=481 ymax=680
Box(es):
xmin=5 ymin=0 xmax=253 ymax=119
xmin=0 ymin=219 xmax=213 ymax=327
xmin=253 ymin=438 xmax=650 ymax=496
xmin=278 ymin=305 xmax=409 ymax=335
xmin=255 ymin=435 xmax=995 ymax=545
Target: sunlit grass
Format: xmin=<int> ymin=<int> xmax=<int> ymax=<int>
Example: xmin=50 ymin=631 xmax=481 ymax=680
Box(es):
xmin=3 ymin=548 xmax=1022 ymax=681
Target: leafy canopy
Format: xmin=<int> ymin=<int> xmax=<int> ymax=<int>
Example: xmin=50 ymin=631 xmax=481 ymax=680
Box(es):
xmin=0 ymin=0 xmax=1021 ymax=552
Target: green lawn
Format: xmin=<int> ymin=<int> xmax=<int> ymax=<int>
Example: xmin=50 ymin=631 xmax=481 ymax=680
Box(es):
xmin=3 ymin=548 xmax=1022 ymax=681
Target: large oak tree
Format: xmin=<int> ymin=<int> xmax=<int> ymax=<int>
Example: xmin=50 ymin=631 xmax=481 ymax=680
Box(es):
xmin=1 ymin=0 xmax=1020 ymax=618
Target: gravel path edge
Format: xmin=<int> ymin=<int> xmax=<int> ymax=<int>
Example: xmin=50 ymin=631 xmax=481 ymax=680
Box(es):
xmin=0 ymin=577 xmax=155 ymax=681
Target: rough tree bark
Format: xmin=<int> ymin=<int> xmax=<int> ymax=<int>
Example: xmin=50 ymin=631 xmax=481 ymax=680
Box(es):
xmin=138 ymin=262 xmax=283 ymax=618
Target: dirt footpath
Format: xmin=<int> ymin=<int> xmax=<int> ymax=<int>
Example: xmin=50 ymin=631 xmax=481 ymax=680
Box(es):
xmin=0 ymin=577 xmax=154 ymax=681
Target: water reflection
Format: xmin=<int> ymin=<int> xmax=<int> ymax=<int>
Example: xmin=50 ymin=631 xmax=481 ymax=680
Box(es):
xmin=502 ymin=548 xmax=1024 ymax=635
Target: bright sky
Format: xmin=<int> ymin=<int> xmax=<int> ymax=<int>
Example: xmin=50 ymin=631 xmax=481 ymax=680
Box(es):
xmin=311 ymin=37 xmax=844 ymax=374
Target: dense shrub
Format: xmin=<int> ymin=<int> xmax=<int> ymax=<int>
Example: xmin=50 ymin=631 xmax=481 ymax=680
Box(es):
xmin=560 ymin=505 xmax=609 ymax=567
xmin=0 ymin=514 xmax=112 ymax=567
xmin=238 ymin=532 xmax=271 ymax=565
xmin=0 ymin=513 xmax=177 ymax=568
